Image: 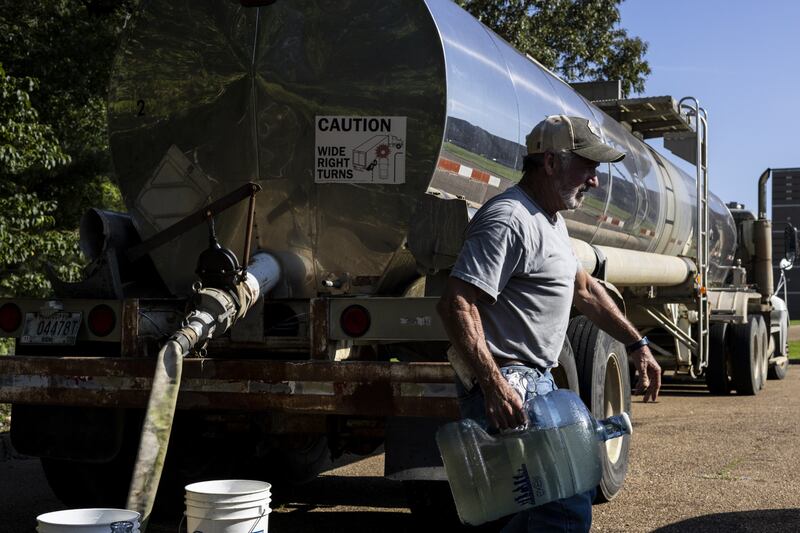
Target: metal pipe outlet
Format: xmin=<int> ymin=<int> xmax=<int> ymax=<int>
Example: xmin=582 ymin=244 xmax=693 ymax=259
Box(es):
xmin=758 ymin=168 xmax=772 ymax=220
xmin=570 ymin=238 xmax=598 ymax=274
xmin=754 ymin=219 xmax=773 ymax=301
xmin=243 ymin=252 xmax=282 ymax=301
xmin=755 ymin=168 xmax=774 ymax=301
xmin=571 ymin=238 xmax=694 ymax=287
xmin=127 ymin=251 xmax=281 ymax=529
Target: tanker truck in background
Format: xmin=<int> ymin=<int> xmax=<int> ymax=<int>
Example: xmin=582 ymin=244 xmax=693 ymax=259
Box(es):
xmin=0 ymin=0 xmax=794 ymax=515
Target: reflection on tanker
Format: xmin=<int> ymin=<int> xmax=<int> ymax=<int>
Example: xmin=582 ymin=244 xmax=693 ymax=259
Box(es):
xmin=107 ymin=0 xmax=735 ymax=297
xmin=425 ymin=0 xmax=734 ymax=285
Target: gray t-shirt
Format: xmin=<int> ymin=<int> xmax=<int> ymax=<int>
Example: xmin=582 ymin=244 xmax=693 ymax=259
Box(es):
xmin=451 ymin=185 xmax=579 ymax=369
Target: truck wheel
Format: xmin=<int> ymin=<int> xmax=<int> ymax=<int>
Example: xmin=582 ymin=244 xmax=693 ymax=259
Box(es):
xmin=731 ymin=316 xmax=762 ymax=395
xmin=39 ymin=410 xmax=141 ymax=509
xmin=768 ymin=335 xmax=789 ymax=380
xmin=551 ymin=338 xmax=580 ymax=394
xmin=567 ymin=316 xmax=631 ymax=503
xmin=261 ymin=435 xmax=331 ymax=485
xmin=41 ymin=457 xmax=129 ymax=508
xmin=706 ymin=323 xmax=731 ymax=395
xmin=755 ymin=316 xmax=769 ymax=390
xmin=769 ymin=358 xmax=789 ymax=380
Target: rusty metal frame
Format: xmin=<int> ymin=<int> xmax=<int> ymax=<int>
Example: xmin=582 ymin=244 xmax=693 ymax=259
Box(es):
xmin=309 ymin=298 xmax=329 ymax=360
xmin=121 ymin=299 xmax=140 ymax=357
xmin=0 ymin=356 xmax=459 ymax=418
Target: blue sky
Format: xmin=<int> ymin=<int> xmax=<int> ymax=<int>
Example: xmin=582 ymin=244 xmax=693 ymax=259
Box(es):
xmin=618 ymin=0 xmax=800 ymax=213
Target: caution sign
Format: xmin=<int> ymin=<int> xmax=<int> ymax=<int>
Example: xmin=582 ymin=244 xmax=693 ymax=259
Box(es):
xmin=315 ymin=116 xmax=406 ymax=184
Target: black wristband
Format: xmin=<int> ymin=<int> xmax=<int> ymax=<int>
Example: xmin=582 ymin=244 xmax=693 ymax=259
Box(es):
xmin=625 ymin=336 xmax=649 ymax=354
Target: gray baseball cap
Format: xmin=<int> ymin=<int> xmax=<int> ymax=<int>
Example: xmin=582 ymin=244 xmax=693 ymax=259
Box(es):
xmin=526 ymin=115 xmax=625 ymax=163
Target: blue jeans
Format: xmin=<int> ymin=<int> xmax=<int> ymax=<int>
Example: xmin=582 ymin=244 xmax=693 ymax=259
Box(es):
xmin=456 ymin=365 xmax=595 ymax=533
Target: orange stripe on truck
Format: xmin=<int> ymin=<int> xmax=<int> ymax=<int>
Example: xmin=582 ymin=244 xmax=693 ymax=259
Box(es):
xmin=471 ymin=169 xmax=490 ymax=183
xmin=437 ymin=158 xmax=460 ymax=173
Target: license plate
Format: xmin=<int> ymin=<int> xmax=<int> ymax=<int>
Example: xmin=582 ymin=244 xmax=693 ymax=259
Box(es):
xmin=20 ymin=311 xmax=82 ymax=345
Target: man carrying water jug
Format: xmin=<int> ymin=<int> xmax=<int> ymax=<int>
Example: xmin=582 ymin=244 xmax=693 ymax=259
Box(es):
xmin=437 ymin=115 xmax=661 ymax=532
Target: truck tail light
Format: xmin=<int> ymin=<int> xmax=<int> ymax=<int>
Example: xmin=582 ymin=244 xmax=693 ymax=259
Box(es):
xmin=340 ymin=305 xmax=370 ymax=337
xmin=0 ymin=303 xmax=22 ymax=333
xmin=88 ymin=304 xmax=116 ymax=337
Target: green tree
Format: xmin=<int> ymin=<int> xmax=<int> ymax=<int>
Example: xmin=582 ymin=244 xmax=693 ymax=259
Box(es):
xmin=0 ymin=64 xmax=80 ymax=299
xmin=0 ymin=0 xmax=132 ymax=226
xmin=0 ymin=1 xmax=133 ymax=300
xmin=456 ymin=0 xmax=650 ymax=96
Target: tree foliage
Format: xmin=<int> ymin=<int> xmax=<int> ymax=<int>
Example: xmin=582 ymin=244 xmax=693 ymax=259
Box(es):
xmin=0 ymin=64 xmax=81 ymax=298
xmin=456 ymin=0 xmax=650 ymax=96
xmin=0 ymin=69 xmax=69 ymax=173
xmin=0 ymin=0 xmax=651 ymax=300
xmin=0 ymin=1 xmax=133 ymax=298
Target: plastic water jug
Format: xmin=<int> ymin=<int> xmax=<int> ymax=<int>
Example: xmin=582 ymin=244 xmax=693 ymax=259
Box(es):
xmin=436 ymin=389 xmax=632 ymax=526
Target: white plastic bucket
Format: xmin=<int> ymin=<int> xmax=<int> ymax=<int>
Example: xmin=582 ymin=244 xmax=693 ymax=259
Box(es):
xmin=186 ymin=479 xmax=271 ymax=505
xmin=36 ymin=508 xmax=140 ymax=533
xmin=185 ymin=480 xmax=271 ymax=533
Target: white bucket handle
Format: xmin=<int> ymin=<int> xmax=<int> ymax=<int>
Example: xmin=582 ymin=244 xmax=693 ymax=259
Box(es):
xmin=180 ymin=503 xmax=269 ymax=533
xmin=248 ymin=506 xmax=268 ymax=533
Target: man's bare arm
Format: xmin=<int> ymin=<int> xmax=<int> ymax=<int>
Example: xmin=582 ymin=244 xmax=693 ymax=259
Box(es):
xmin=572 ymin=269 xmax=661 ymax=402
xmin=437 ymin=277 xmax=527 ymax=429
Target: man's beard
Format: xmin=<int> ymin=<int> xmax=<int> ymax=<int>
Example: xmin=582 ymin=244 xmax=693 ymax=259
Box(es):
xmin=559 ymin=183 xmax=589 ymax=210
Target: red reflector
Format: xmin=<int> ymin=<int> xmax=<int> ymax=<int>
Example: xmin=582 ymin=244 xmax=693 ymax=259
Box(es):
xmin=0 ymin=303 xmax=22 ymax=333
xmin=88 ymin=304 xmax=116 ymax=337
xmin=340 ymin=305 xmax=371 ymax=337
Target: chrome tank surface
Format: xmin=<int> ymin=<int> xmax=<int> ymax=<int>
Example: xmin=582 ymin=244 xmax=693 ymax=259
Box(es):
xmin=109 ymin=0 xmax=446 ymax=296
xmin=423 ymin=0 xmax=735 ymax=285
xmin=108 ymin=0 xmax=735 ymax=297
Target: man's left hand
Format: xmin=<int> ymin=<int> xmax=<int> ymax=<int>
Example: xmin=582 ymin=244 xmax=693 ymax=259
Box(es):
xmin=631 ymin=345 xmax=661 ymax=402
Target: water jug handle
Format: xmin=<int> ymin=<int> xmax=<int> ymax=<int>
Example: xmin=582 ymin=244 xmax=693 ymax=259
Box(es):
xmin=620 ymin=412 xmax=633 ymax=436
xmin=498 ymin=422 xmax=529 ymax=436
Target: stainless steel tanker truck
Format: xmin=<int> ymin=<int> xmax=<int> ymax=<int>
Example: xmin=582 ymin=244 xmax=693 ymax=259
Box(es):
xmin=0 ymin=0 xmax=793 ymax=515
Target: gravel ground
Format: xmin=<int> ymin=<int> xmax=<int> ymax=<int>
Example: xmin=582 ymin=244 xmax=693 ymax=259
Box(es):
xmin=264 ymin=369 xmax=800 ymax=532
xmin=3 ymin=367 xmax=800 ymax=532
xmin=592 ymin=368 xmax=800 ymax=532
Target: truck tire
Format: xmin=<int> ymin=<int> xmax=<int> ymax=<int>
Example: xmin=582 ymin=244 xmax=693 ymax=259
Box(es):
xmin=769 ymin=358 xmax=789 ymax=379
xmin=39 ymin=409 xmax=142 ymax=509
xmin=731 ymin=316 xmax=762 ymax=395
xmin=40 ymin=421 xmax=141 ymax=509
xmin=41 ymin=456 xmax=132 ymax=508
xmin=567 ymin=316 xmax=631 ymax=503
xmin=706 ymin=323 xmax=731 ymax=395
xmin=269 ymin=435 xmax=332 ymax=484
xmin=768 ymin=334 xmax=789 ymax=380
xmin=756 ymin=316 xmax=769 ymax=390
xmin=552 ymin=338 xmax=580 ymax=394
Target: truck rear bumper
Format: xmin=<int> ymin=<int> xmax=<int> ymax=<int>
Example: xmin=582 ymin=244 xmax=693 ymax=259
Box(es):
xmin=0 ymin=356 xmax=459 ymax=418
